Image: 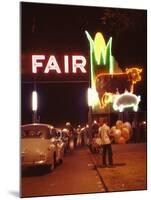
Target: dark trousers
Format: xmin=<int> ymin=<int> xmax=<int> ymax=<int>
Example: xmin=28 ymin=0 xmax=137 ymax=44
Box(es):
xmin=102 ymin=144 xmax=113 ymax=165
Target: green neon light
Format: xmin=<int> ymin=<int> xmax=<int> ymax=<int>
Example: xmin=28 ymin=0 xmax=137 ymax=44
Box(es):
xmin=85 ymin=31 xmax=116 ymax=108
xmin=85 ymin=31 xmax=114 ymax=75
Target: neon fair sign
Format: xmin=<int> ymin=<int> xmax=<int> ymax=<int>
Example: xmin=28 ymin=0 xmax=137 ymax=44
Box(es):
xmin=32 ymin=55 xmax=87 ymax=74
xmin=85 ymin=30 xmax=142 ymax=112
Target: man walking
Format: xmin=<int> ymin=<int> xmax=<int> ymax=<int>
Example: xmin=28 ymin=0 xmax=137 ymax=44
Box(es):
xmin=99 ymin=118 xmax=113 ymax=167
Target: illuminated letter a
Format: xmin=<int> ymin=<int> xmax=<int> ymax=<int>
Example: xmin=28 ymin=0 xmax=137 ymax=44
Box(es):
xmin=44 ymin=56 xmax=61 ymax=73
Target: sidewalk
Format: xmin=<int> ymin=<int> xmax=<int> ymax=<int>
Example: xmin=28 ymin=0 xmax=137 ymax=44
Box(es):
xmin=90 ymin=143 xmax=147 ymax=192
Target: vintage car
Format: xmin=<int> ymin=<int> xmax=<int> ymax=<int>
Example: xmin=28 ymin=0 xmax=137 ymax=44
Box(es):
xmin=21 ymin=123 xmax=65 ymax=171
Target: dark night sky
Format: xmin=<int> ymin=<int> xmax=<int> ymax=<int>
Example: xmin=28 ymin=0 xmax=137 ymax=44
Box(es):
xmin=21 ymin=2 xmax=147 ymax=126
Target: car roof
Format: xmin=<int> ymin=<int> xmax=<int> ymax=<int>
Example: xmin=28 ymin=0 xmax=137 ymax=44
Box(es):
xmin=21 ymin=123 xmax=54 ymax=129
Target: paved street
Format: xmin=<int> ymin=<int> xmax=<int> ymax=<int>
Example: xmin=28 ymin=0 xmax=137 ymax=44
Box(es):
xmin=21 ymin=147 xmax=105 ymax=197
xmin=21 ymin=143 xmax=147 ymax=197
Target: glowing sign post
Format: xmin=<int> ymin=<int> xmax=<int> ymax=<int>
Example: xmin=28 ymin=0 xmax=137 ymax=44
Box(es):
xmin=87 ymin=88 xmax=93 ymax=107
xmin=85 ymin=30 xmax=142 ymax=113
xmin=87 ymin=88 xmax=93 ymax=143
xmin=32 ymin=90 xmax=38 ymax=123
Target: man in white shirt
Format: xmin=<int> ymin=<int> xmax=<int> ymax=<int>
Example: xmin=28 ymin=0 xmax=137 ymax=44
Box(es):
xmin=99 ymin=118 xmax=113 ymax=167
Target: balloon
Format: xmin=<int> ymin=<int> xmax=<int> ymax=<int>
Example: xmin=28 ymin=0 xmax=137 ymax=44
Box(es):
xmin=121 ymin=127 xmax=130 ymax=141
xmin=123 ymin=122 xmax=132 ymax=137
xmin=118 ymin=136 xmax=126 ymax=144
xmin=116 ymin=120 xmax=123 ymax=130
xmin=123 ymin=122 xmax=132 ymax=131
xmin=110 ymin=126 xmax=116 ymax=134
xmin=109 ymin=126 xmax=116 ymax=143
xmin=113 ymin=129 xmax=121 ymax=143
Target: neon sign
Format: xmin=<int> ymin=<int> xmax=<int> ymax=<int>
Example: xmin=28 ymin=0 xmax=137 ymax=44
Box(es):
xmin=95 ymin=68 xmax=142 ymax=110
xmin=125 ymin=67 xmax=142 ymax=93
xmin=85 ymin=31 xmax=114 ymax=74
xmin=85 ymin=31 xmax=118 ymax=111
xmin=32 ymin=55 xmax=87 ymax=74
xmin=85 ymin=31 xmax=142 ymax=112
xmin=113 ymin=91 xmax=141 ymax=112
xmin=101 ymin=92 xmax=113 ymax=108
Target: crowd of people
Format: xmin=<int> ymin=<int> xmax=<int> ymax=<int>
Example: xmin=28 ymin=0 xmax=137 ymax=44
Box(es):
xmin=63 ymin=119 xmax=113 ymax=167
xmin=61 ymin=118 xmax=146 ymax=167
xmin=63 ymin=122 xmax=90 ymax=149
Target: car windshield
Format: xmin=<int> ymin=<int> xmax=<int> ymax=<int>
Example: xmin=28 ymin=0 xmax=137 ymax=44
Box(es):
xmin=22 ymin=126 xmax=49 ymax=138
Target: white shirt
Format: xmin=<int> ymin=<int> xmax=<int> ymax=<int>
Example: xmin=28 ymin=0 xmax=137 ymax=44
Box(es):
xmin=99 ymin=124 xmax=111 ymax=145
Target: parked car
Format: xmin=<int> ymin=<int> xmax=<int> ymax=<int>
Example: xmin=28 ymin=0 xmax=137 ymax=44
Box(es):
xmin=61 ymin=128 xmax=75 ymax=152
xmin=55 ymin=128 xmax=68 ymax=153
xmin=21 ymin=123 xmax=65 ymax=172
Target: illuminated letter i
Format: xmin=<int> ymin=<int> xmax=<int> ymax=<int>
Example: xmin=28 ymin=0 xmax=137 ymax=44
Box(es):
xmin=64 ymin=55 xmax=69 ymax=73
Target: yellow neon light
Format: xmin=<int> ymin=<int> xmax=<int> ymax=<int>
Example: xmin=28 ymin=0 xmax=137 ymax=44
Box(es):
xmin=94 ymin=32 xmax=106 ymax=65
xmin=101 ymin=92 xmax=113 ymax=108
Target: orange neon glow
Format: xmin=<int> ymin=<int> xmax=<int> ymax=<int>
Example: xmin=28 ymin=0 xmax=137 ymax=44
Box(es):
xmin=125 ymin=67 xmax=142 ymax=93
xmin=95 ymin=72 xmax=126 ymax=80
xmin=101 ymin=92 xmax=113 ymax=108
xmin=94 ymin=67 xmax=142 ymax=109
xmin=125 ymin=67 xmax=142 ymax=84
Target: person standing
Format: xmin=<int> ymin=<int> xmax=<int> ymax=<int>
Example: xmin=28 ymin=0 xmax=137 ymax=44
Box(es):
xmin=76 ymin=125 xmax=82 ymax=146
xmin=99 ymin=118 xmax=113 ymax=167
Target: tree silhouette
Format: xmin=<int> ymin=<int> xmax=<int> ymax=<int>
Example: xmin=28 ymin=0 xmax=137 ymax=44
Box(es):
xmin=100 ymin=8 xmax=146 ymax=42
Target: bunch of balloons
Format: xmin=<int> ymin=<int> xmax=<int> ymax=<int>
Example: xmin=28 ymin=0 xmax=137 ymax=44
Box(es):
xmin=110 ymin=120 xmax=132 ymax=144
